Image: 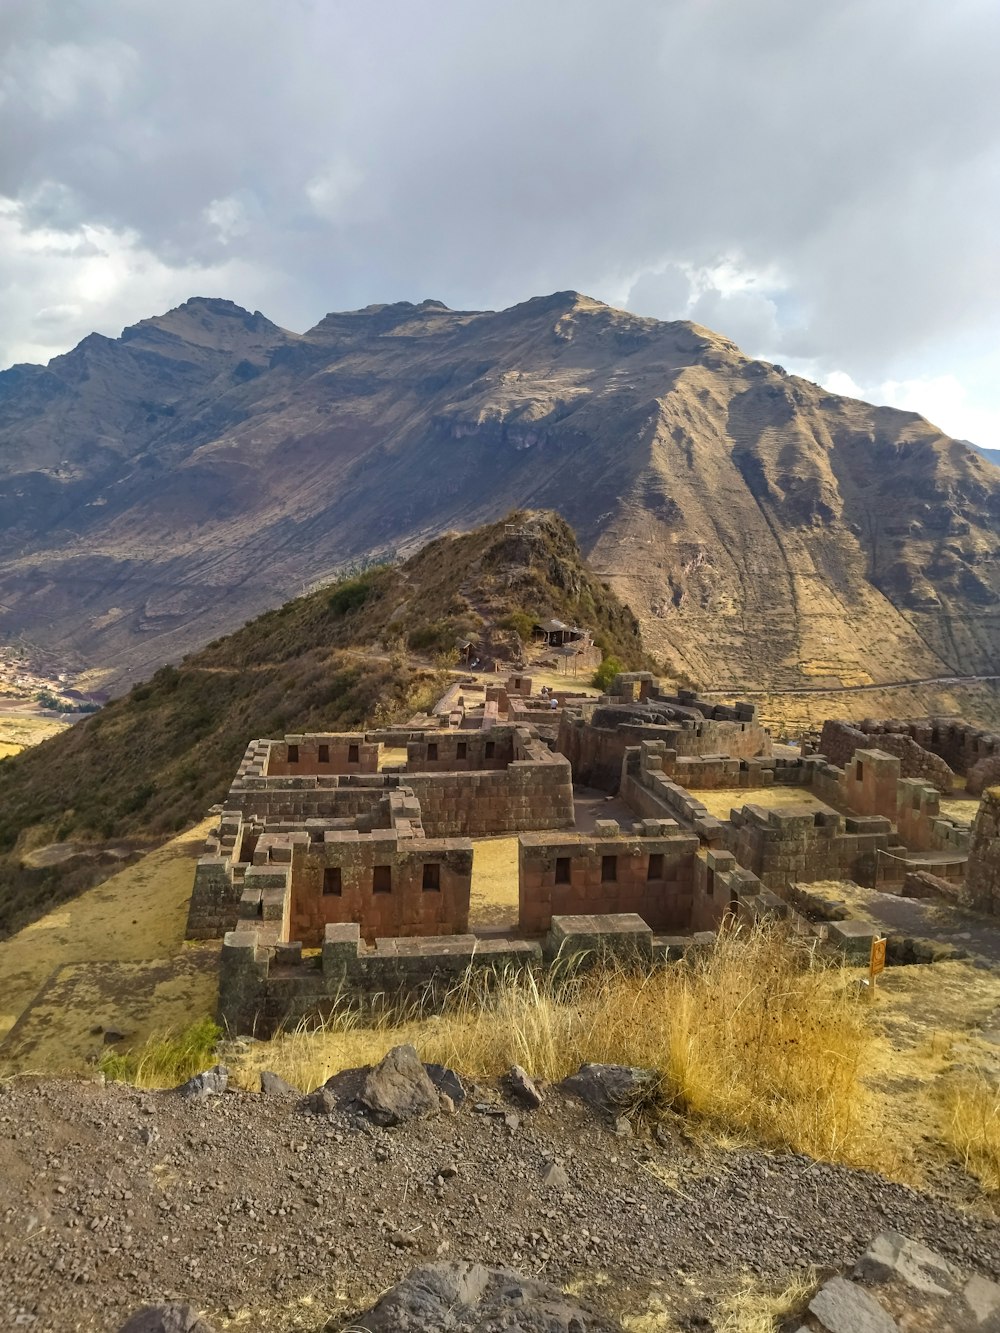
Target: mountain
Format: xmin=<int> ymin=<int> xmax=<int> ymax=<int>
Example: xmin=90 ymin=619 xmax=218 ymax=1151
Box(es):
xmin=967 ymin=441 xmax=1000 ymax=469
xmin=0 ymin=510 xmax=646 ymax=936
xmin=1 ymin=292 xmax=998 ymax=690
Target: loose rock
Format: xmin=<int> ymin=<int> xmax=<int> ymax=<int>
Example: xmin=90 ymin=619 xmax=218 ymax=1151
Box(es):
xmin=174 ymin=1065 xmax=228 ymax=1103
xmin=505 ymin=1065 xmax=543 ymax=1109
xmin=360 ymin=1045 xmax=440 ymax=1127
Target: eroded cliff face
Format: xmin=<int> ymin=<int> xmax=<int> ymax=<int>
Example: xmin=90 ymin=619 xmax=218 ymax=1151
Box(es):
xmin=0 ymin=291 xmax=997 ymax=689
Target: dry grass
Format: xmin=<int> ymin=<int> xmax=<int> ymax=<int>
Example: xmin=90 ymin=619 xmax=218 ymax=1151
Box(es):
xmin=229 ymin=925 xmax=887 ymax=1168
xmin=938 ymin=795 xmax=981 ymax=824
xmin=0 ymin=714 xmax=68 ymax=757
xmin=940 ymin=1072 xmax=1000 ymax=1192
xmin=714 ymin=1270 xmax=817 ymax=1333
xmin=100 ymin=1016 xmax=221 ymax=1088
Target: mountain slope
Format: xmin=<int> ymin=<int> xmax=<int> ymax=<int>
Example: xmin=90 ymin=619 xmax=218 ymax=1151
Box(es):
xmin=0 ymin=510 xmax=646 ymax=937
xmin=0 ymin=292 xmax=997 ymax=690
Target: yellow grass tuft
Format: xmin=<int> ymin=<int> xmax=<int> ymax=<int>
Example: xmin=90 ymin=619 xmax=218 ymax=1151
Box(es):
xmin=714 ymin=1270 xmax=817 ymax=1333
xmin=229 ymin=924 xmax=887 ymax=1168
xmin=940 ymin=1071 xmax=1000 ymax=1192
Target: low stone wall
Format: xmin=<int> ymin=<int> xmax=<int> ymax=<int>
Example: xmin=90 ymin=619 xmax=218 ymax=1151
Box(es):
xmin=730 ymin=803 xmax=894 ymax=891
xmin=218 ymin=925 xmax=543 ymax=1037
xmin=818 ymin=720 xmax=955 ymax=790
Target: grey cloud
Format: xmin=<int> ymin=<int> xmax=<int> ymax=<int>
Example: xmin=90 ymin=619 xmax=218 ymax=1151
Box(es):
xmin=0 ymin=0 xmax=998 ymax=402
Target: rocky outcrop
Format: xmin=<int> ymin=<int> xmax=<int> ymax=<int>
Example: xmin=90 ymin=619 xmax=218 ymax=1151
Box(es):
xmin=801 ymin=1230 xmax=1000 ymax=1332
xmin=348 ymin=1260 xmax=622 ymax=1332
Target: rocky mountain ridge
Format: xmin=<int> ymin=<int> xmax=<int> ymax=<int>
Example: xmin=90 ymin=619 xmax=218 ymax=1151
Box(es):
xmin=1 ymin=292 xmax=998 ymax=690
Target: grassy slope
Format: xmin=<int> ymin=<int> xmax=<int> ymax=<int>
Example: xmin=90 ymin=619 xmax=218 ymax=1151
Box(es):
xmin=0 ymin=510 xmax=648 ymax=937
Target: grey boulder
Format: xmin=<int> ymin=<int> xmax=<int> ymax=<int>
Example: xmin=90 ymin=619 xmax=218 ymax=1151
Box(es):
xmin=854 ymin=1230 xmax=956 ymax=1297
xmin=174 ymin=1065 xmax=228 ymax=1103
xmin=350 ymin=1260 xmax=622 ymax=1331
xmin=809 ymin=1277 xmax=898 ymax=1333
xmin=559 ymin=1063 xmax=656 ymax=1118
xmin=360 ymin=1045 xmax=441 ymax=1126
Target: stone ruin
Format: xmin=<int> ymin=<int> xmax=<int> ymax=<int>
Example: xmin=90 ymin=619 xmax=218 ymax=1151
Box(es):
xmin=185 ymin=672 xmax=1000 ymax=1033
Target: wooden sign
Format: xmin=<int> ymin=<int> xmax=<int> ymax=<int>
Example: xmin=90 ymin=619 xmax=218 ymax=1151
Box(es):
xmin=869 ymin=936 xmax=887 ymax=987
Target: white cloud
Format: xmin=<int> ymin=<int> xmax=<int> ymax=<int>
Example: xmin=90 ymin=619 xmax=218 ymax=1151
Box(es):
xmin=0 ymin=0 xmax=999 ymax=447
xmin=0 ymin=195 xmax=258 ymax=366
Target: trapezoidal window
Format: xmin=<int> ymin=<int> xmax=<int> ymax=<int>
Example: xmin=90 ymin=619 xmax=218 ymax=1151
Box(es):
xmin=318 ymin=744 xmax=330 ymax=764
xmin=856 ymin=759 xmax=864 ymax=781
xmin=373 ymin=864 xmax=392 ymax=894
xmin=427 ymin=743 xmax=438 ymax=761
xmin=323 ymin=867 xmax=342 ymax=896
xmin=422 ymin=862 xmax=441 ymax=892
xmin=456 ymin=742 xmax=467 ymax=760
xmin=647 ymin=853 xmax=664 ymax=881
xmin=287 ymin=744 xmax=299 ymax=764
xmin=601 ymin=855 xmax=618 ymax=883
xmin=555 ymin=857 xmax=571 ymax=885
xmin=484 ymin=741 xmax=495 ymax=759
xmin=348 ymin=743 xmax=360 ymax=763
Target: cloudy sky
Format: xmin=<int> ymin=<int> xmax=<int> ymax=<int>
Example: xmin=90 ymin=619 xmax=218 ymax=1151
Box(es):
xmin=2 ymin=0 xmax=999 ymax=446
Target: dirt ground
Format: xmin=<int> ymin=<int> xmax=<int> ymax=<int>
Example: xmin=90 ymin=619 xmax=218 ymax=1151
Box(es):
xmin=0 ymin=1073 xmax=997 ymax=1333
xmin=0 ymin=821 xmax=215 ymax=1075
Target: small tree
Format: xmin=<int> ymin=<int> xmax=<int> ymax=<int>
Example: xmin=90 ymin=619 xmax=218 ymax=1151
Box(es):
xmin=592 ymin=654 xmax=624 ymax=691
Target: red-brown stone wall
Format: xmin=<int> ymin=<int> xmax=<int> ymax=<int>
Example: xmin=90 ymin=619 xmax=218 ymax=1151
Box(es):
xmin=289 ymin=838 xmax=472 ymax=945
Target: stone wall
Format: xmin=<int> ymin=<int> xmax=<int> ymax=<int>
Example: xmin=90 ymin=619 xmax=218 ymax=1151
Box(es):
xmin=730 ymin=803 xmax=894 ymax=891
xmin=517 ymin=821 xmax=699 ymax=932
xmin=963 ymin=788 xmax=1000 ymax=914
xmin=404 ymin=729 xmax=513 ymax=771
xmin=825 ymin=716 xmax=1000 ymax=785
xmin=288 ymin=835 xmax=473 ymax=946
xmin=818 ymin=720 xmax=956 ymax=790
xmin=218 ymin=925 xmax=542 ymax=1037
xmin=266 ymin=733 xmax=380 ymax=777
xmin=557 ymin=710 xmax=769 ymax=792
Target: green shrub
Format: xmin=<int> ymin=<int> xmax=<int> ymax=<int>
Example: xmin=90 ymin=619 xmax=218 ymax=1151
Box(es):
xmin=592 ymin=654 xmax=625 ymax=690
xmin=328 ymin=573 xmax=376 ymax=617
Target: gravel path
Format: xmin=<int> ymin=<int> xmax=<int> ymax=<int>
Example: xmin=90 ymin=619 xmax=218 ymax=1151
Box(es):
xmin=1 ymin=1077 xmax=998 ymax=1331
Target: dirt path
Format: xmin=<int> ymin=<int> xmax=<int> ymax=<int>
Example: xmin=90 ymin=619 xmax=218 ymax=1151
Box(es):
xmin=0 ymin=1077 xmax=997 ymax=1332
xmin=701 ymin=674 xmax=1000 ymax=697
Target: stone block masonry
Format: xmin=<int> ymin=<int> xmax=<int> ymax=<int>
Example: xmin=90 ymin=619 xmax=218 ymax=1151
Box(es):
xmin=518 ymin=822 xmax=699 ymax=933
xmin=289 ymin=834 xmax=473 ymax=946
xmin=964 ymin=788 xmax=1000 ymax=915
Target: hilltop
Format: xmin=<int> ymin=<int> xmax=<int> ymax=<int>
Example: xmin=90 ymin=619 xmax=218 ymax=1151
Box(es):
xmin=0 ymin=510 xmax=647 ymax=937
xmin=0 ymin=293 xmax=997 ymax=691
